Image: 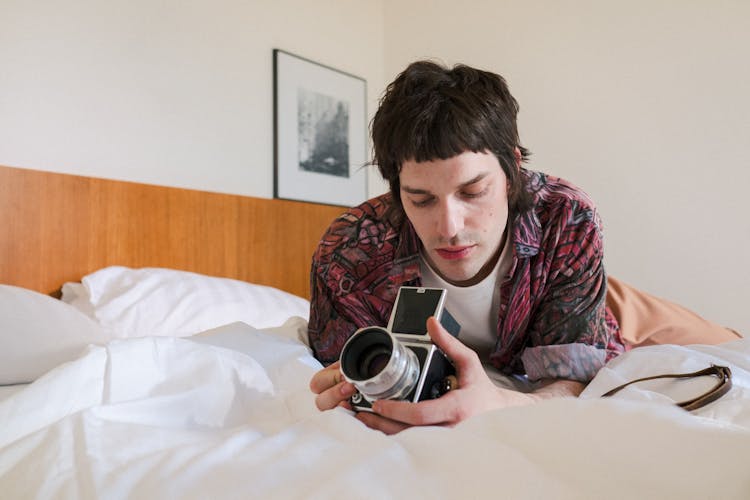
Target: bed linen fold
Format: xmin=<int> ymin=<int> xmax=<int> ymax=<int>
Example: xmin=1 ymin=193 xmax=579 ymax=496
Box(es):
xmin=1 ymin=323 xmax=748 ymax=499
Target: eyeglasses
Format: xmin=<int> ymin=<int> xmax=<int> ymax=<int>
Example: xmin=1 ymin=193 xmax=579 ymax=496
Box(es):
xmin=602 ymin=364 xmax=732 ymax=411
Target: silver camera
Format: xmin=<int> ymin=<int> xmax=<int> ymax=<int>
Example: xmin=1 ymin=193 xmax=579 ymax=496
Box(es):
xmin=339 ymin=286 xmax=460 ymax=412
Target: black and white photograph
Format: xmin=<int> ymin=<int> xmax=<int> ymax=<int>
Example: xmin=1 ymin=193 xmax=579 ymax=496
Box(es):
xmin=297 ymin=88 xmax=349 ymax=178
xmin=274 ymin=49 xmax=367 ymax=205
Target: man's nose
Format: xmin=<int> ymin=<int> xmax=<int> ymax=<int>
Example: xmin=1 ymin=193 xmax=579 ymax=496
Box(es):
xmin=436 ymin=201 xmax=463 ymax=239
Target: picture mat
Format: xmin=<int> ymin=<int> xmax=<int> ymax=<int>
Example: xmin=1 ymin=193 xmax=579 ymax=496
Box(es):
xmin=275 ymin=51 xmax=367 ymax=206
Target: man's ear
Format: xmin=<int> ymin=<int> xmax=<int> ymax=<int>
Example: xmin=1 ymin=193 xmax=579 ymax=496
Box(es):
xmin=513 ymin=147 xmax=522 ymax=167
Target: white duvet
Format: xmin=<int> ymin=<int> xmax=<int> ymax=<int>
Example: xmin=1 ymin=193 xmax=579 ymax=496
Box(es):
xmin=1 ymin=322 xmax=749 ymax=499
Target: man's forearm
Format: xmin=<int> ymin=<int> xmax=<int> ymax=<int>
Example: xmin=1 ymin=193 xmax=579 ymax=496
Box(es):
xmin=491 ymin=379 xmax=586 ymax=409
xmin=529 ymin=379 xmax=586 ymax=402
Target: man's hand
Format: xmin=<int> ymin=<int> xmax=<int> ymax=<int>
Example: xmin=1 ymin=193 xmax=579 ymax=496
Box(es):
xmin=309 ymin=360 xmax=357 ymax=411
xmin=355 ymin=317 xmax=585 ymax=434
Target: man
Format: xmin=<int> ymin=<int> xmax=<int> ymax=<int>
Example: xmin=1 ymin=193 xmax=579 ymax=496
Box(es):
xmin=307 ymin=60 xmax=739 ymax=435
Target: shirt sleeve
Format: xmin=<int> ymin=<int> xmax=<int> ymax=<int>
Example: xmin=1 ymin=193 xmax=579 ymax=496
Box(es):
xmin=307 ymin=224 xmax=358 ymax=365
xmin=307 ymin=215 xmax=392 ymax=366
xmin=308 ymin=256 xmax=360 ymax=366
xmin=520 ymin=209 xmax=621 ymax=383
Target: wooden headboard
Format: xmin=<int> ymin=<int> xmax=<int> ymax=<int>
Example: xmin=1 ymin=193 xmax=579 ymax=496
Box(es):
xmin=0 ymin=165 xmax=345 ymax=299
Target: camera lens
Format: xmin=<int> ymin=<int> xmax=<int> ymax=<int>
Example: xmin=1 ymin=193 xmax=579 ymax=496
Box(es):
xmin=359 ymin=345 xmax=391 ymax=379
xmin=340 ymin=327 xmax=420 ymax=402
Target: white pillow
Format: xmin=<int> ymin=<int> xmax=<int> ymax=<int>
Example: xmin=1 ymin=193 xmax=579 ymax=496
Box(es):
xmin=0 ymin=285 xmax=108 ymax=384
xmin=61 ymin=266 xmax=310 ymax=338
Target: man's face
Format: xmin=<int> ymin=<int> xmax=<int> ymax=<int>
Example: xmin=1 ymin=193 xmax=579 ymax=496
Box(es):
xmin=399 ymin=151 xmax=509 ymax=286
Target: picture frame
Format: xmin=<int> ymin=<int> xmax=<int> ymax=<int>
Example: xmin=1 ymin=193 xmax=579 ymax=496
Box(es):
xmin=273 ymin=49 xmax=368 ymax=207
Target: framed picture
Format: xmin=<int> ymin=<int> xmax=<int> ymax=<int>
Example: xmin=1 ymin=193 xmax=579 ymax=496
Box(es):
xmin=273 ymin=49 xmax=368 ymax=206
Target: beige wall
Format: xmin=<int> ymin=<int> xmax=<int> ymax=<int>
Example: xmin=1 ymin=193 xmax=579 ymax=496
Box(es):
xmin=1 ymin=1 xmax=747 ymax=333
xmin=383 ymin=0 xmax=749 ymax=333
xmin=0 ymin=0 xmax=386 ymax=197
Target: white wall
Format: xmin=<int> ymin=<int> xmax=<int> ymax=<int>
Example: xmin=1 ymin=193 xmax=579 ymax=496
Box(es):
xmin=1 ymin=1 xmax=747 ymax=333
xmin=383 ymin=0 xmax=749 ymax=333
xmin=0 ymin=0 xmax=386 ymax=197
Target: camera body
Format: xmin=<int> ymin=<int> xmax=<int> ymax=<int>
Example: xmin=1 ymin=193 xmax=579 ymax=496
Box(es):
xmin=339 ymin=286 xmax=460 ymax=412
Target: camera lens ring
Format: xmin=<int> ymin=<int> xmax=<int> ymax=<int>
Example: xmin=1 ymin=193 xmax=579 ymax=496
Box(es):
xmin=340 ymin=327 xmax=420 ymax=402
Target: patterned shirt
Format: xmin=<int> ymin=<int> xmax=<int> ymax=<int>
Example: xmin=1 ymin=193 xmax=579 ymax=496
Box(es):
xmin=308 ymin=169 xmax=625 ymax=382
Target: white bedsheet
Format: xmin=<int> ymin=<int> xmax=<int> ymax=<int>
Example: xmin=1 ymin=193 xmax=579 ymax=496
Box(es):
xmin=1 ymin=323 xmax=748 ymax=499
xmin=0 ymin=384 xmax=27 ymax=404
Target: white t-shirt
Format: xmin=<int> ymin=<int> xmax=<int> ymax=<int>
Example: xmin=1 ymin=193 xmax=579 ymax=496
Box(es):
xmin=420 ymin=235 xmax=513 ymax=361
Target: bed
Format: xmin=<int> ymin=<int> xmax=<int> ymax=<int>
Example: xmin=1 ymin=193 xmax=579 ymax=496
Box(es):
xmin=1 ymin=164 xmax=749 ymax=499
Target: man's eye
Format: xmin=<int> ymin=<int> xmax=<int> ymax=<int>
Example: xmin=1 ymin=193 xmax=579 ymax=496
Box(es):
xmin=462 ymin=187 xmax=488 ymax=199
xmin=410 ymin=197 xmax=433 ymax=207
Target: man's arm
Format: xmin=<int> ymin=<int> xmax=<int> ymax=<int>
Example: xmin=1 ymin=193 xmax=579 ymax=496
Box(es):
xmin=515 ymin=199 xmax=624 ymax=383
xmin=529 ymin=379 xmax=585 ymax=401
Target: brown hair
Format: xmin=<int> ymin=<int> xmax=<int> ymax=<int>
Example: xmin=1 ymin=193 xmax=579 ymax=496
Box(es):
xmin=371 ymin=60 xmax=532 ymax=213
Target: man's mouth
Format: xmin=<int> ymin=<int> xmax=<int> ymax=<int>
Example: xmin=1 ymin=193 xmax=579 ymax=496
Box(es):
xmin=435 ymin=245 xmax=474 ymax=260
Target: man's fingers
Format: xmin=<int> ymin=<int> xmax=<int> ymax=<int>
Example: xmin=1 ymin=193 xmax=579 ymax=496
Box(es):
xmin=372 ymin=394 xmax=459 ymax=426
xmin=356 ymin=411 xmax=411 ymax=435
xmin=309 ymin=361 xmax=342 ymax=393
xmin=426 ymin=317 xmax=481 ymax=376
xmin=426 ymin=317 xmax=464 ymax=356
xmin=427 ymin=317 xmax=484 ymax=384
xmin=310 ymin=361 xmax=358 ymax=411
xmin=314 ymin=380 xmax=356 ymax=411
